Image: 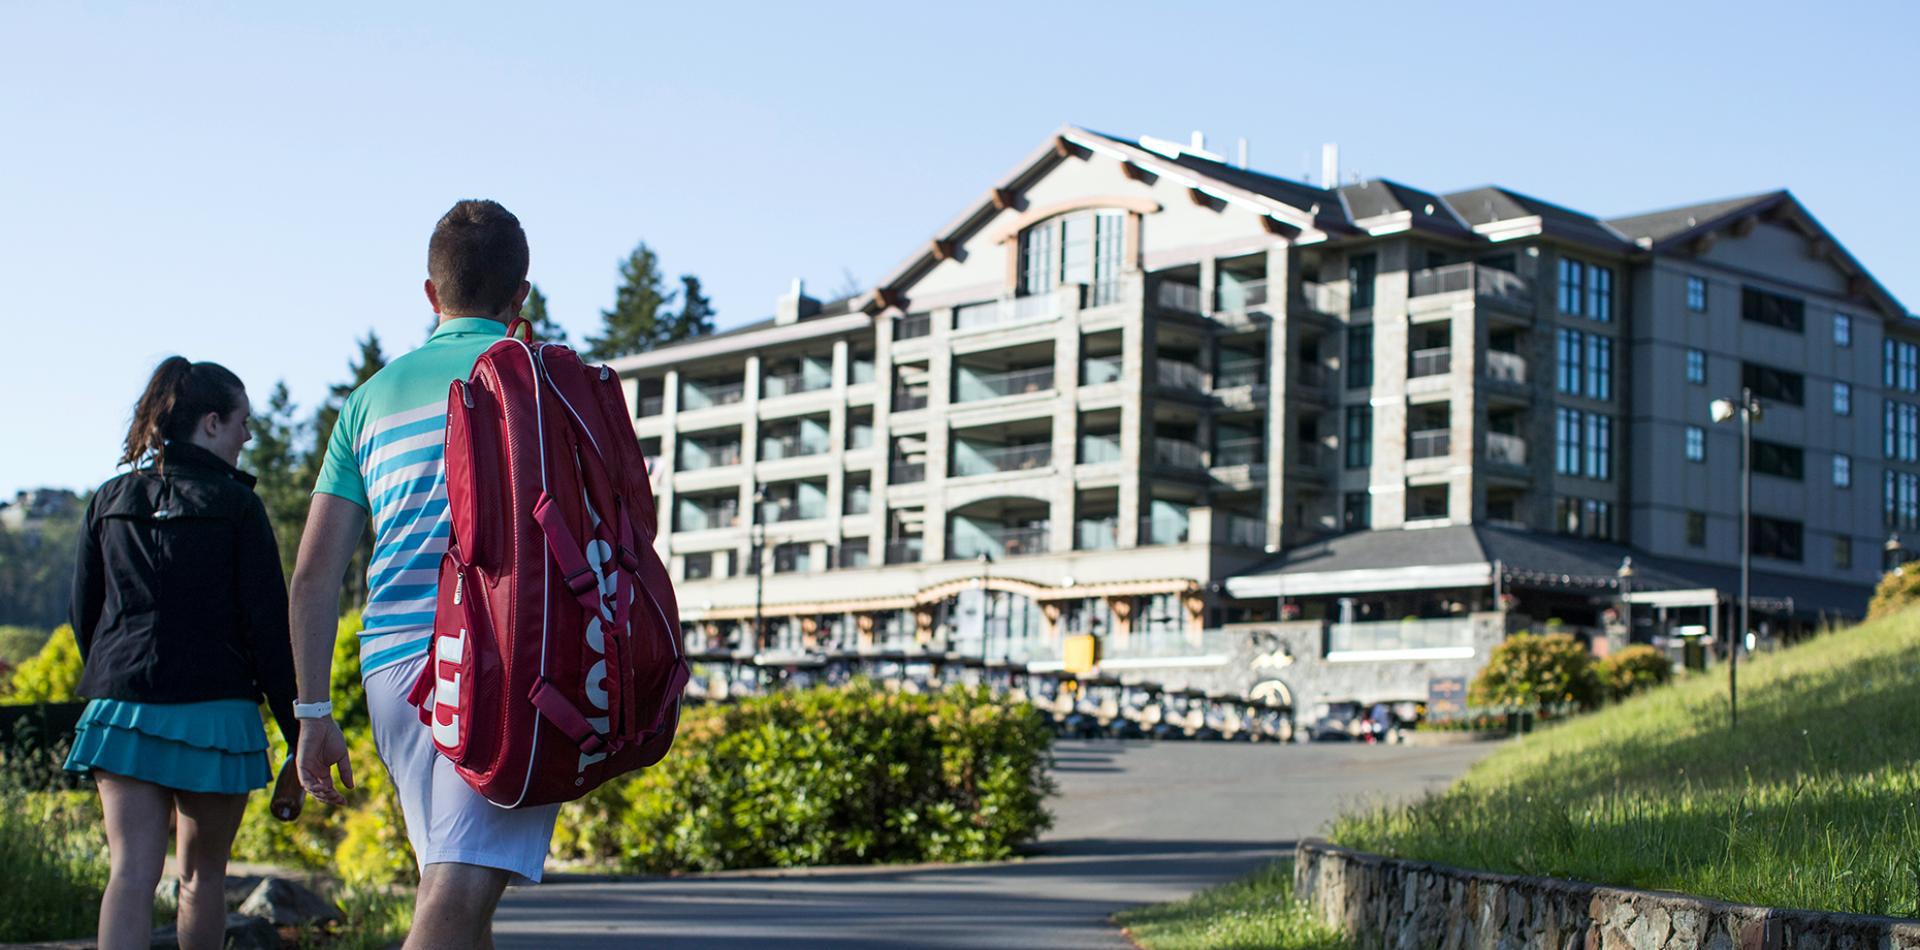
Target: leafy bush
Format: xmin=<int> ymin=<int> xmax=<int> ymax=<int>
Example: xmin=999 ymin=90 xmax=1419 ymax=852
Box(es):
xmin=1468 ymin=632 xmax=1602 ymax=711
xmin=1867 ymin=565 xmax=1920 ymax=619
xmin=1597 ymin=644 xmax=1673 ymax=700
xmin=7 ymin=625 xmax=81 ymax=703
xmin=551 ymin=679 xmax=1056 ymax=873
xmin=0 ymin=785 xmax=105 ymax=941
xmin=0 ymin=626 xmax=49 ymax=667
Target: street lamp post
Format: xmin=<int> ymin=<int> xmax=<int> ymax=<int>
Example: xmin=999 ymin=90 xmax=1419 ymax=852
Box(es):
xmin=1888 ymin=533 xmax=1906 ymax=574
xmin=1616 ymin=556 xmax=1635 ymax=648
xmin=1710 ymin=387 xmax=1761 ymax=731
xmin=750 ymin=485 xmax=767 ymax=656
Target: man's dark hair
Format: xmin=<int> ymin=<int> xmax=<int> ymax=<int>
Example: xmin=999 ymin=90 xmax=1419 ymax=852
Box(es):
xmin=427 ymin=199 xmax=529 ymax=316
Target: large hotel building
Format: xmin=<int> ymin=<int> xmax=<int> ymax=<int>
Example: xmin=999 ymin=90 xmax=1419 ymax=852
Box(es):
xmin=611 ymin=126 xmax=1907 ymax=707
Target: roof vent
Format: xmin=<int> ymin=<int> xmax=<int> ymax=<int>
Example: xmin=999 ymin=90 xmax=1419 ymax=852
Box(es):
xmin=776 ymin=278 xmax=819 ymax=326
xmin=1321 ymin=143 xmax=1339 ymax=193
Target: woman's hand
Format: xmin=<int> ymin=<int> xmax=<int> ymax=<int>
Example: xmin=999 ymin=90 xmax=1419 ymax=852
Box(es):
xmin=295 ymin=716 xmax=355 ymax=806
xmin=270 ymin=755 xmax=304 ymax=822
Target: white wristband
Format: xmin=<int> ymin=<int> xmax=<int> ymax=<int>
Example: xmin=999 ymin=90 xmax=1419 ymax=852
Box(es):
xmin=293 ymin=700 xmax=334 ymax=720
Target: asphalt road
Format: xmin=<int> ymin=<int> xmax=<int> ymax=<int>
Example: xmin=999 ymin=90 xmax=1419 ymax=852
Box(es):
xmin=494 ymin=739 xmax=1494 ymax=949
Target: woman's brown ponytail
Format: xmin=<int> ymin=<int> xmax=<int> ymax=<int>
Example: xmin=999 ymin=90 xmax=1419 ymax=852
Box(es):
xmin=121 ymin=356 xmax=245 ymax=468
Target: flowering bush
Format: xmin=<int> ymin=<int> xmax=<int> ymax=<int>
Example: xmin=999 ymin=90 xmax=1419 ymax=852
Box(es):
xmin=1468 ymin=632 xmax=1603 ymax=711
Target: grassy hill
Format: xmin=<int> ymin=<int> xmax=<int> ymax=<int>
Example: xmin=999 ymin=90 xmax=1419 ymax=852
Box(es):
xmin=1333 ymin=608 xmax=1920 ymax=917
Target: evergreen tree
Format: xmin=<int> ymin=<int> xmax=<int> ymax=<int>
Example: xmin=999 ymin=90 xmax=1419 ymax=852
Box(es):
xmin=670 ymin=275 xmax=716 ymax=344
xmin=584 ymin=243 xmax=674 ymax=361
xmin=303 ymin=331 xmax=387 ymax=607
xmin=520 ymin=283 xmax=568 ymax=344
xmin=242 ymin=381 xmax=310 ymax=580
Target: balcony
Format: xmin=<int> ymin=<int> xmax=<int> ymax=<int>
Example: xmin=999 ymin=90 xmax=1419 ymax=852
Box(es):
xmin=1485 ymin=350 xmax=1527 ymax=386
xmin=955 ymin=365 xmax=1054 ymax=402
xmin=1215 ymin=278 xmax=1270 ymax=313
xmin=1141 ymin=510 xmax=1191 ymax=545
xmin=637 ymin=394 xmax=664 ymax=417
xmin=1288 ymin=442 xmax=1325 ymax=470
xmin=677 ymin=441 xmax=742 ymax=471
xmin=893 ymin=312 xmax=931 ymax=340
xmin=1214 ymin=437 xmax=1264 ymax=468
xmin=1081 ymin=354 xmax=1123 ymax=386
xmin=1486 ymin=432 xmax=1528 ymax=468
xmin=884 ymin=539 xmax=923 ymax=565
xmin=680 ymin=379 xmax=744 ymax=411
xmin=1154 ymin=281 xmax=1203 ymax=314
xmin=1409 ymin=263 xmax=1536 ymax=313
xmin=1215 ymin=359 xmax=1265 ymax=389
xmin=1223 ymin=512 xmax=1267 ymax=549
xmin=954 ymin=293 xmax=1064 ymax=331
xmin=952 ymin=442 xmax=1052 ymax=477
xmin=762 ymin=370 xmax=830 ymax=400
xmin=1079 ymin=434 xmax=1122 ymax=465
xmin=762 ymin=503 xmax=826 ymax=525
xmin=1075 ymin=517 xmax=1119 ymax=550
xmin=1292 ymin=362 xmax=1329 ymax=389
xmin=1294 ymin=281 xmax=1343 ymax=318
xmin=1153 ymin=437 xmax=1204 ymax=469
xmin=1410 ymin=347 xmax=1452 ymax=379
xmin=951 ymin=523 xmax=1050 ymax=560
xmin=1408 ymin=429 xmax=1451 ymax=460
xmin=890 ymin=461 xmax=926 ymax=484
xmin=1155 ymin=359 xmax=1205 ymax=390
xmin=759 ymin=433 xmax=829 ymax=461
xmin=892 ymin=387 xmax=929 ymax=412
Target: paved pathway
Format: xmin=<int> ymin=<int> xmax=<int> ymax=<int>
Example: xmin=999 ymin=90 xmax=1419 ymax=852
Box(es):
xmin=495 ymin=739 xmax=1494 ymax=948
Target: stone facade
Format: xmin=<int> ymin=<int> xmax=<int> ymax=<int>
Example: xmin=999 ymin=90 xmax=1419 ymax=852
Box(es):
xmin=1294 ymin=838 xmax=1920 ymax=949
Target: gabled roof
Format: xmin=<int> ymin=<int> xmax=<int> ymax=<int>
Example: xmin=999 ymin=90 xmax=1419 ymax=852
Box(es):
xmin=1337 ymin=179 xmax=1476 ymax=238
xmin=1605 ymin=191 xmax=1782 ymax=246
xmin=1443 ymin=186 xmax=1635 ymax=250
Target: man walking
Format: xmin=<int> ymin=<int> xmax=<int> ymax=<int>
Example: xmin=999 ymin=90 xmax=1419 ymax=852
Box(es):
xmin=288 ymin=200 xmax=560 ymax=948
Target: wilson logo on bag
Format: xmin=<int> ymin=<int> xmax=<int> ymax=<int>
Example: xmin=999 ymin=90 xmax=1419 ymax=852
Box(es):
xmin=407 ymin=319 xmax=688 ymax=808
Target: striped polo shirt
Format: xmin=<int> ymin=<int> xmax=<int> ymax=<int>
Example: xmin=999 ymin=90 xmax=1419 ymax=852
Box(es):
xmin=313 ymin=317 xmax=507 ymax=678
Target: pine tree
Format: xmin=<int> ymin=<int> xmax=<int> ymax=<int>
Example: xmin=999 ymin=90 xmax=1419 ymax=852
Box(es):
xmin=670 ymin=275 xmax=716 ymax=344
xmin=242 ymin=381 xmax=310 ymax=580
xmin=585 ymin=243 xmax=674 ymax=361
xmin=520 ymin=283 xmax=568 ymax=344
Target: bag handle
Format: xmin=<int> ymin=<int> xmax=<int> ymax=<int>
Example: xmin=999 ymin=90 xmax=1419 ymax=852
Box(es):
xmin=506 ymin=316 xmax=534 ymax=342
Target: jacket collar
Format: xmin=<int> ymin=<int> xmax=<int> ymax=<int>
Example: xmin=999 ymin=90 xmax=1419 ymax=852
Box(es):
xmin=430 ymin=317 xmax=510 ymax=340
xmin=158 ymin=442 xmax=258 ymax=489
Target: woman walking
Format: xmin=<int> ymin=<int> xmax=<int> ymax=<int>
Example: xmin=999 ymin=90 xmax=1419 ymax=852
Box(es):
xmin=65 ymin=357 xmax=303 ymax=949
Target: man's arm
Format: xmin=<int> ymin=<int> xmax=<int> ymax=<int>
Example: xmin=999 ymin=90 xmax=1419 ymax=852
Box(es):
xmin=288 ymin=492 xmax=367 ymax=805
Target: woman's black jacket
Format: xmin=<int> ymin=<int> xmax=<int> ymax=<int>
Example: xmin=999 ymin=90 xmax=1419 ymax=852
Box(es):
xmin=70 ymin=442 xmax=300 ymax=748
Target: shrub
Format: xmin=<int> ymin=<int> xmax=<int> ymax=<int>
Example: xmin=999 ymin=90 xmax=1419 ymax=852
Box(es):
xmin=1468 ymin=632 xmax=1602 ymax=711
xmin=0 ymin=626 xmax=50 ymax=668
xmin=1597 ymin=644 xmax=1673 ymax=700
xmin=0 ymin=785 xmax=105 ymax=942
xmin=551 ymin=679 xmax=1056 ymax=873
xmin=1867 ymin=566 xmax=1920 ymax=620
xmin=7 ymin=626 xmax=81 ymax=704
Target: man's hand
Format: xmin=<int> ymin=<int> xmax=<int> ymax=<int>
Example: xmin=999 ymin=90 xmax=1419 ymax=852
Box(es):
xmin=270 ymin=755 xmax=305 ymax=821
xmin=295 ymin=717 xmax=355 ymax=806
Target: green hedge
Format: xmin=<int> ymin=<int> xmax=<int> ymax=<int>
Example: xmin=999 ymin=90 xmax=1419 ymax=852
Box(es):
xmin=552 ymin=680 xmax=1057 ymax=873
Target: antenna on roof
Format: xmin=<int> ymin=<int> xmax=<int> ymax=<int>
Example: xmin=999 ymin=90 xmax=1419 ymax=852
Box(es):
xmin=1321 ymin=143 xmax=1339 ymax=191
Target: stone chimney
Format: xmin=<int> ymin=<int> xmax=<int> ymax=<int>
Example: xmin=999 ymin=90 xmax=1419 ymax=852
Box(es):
xmin=775 ymin=278 xmax=820 ymax=326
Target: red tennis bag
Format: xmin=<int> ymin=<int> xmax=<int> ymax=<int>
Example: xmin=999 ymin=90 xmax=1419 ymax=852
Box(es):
xmin=408 ymin=322 xmax=689 ymax=808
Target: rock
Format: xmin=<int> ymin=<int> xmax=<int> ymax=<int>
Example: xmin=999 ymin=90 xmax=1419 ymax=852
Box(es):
xmin=148 ymin=912 xmax=280 ymax=950
xmin=236 ymin=877 xmax=343 ymax=926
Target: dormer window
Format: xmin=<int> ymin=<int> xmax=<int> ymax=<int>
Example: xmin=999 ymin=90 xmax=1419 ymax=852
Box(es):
xmin=1019 ymin=210 xmax=1125 ymax=305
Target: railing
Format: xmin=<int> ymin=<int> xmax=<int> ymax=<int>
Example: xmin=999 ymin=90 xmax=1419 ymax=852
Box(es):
xmin=1081 ymin=355 xmax=1123 ymax=386
xmin=847 ymin=426 xmax=875 ymax=451
xmin=678 ymin=442 xmax=741 ymax=471
xmin=1103 ymin=628 xmax=1243 ymax=661
xmin=1214 ymin=437 xmax=1264 ymax=467
xmin=889 ymin=461 xmax=926 ymax=484
xmin=1224 ymin=513 xmax=1267 ymax=549
xmin=844 ymin=491 xmax=871 ymax=516
xmin=1296 ymin=281 xmax=1344 ymax=316
xmin=1409 ymin=263 xmax=1536 ymax=311
xmin=955 ymin=293 xmax=1065 ymax=331
xmin=1293 ymin=362 xmax=1329 ymax=388
xmin=952 ymin=524 xmax=1050 ymax=559
xmin=1142 ymin=514 xmax=1191 ymax=545
xmin=953 ymin=442 xmax=1051 ymax=476
xmin=637 ymin=395 xmax=664 ymax=417
xmin=892 ymin=388 xmax=928 ymax=412
xmin=957 ymin=365 xmax=1054 ymax=401
xmin=1079 ymin=435 xmax=1123 ymax=465
xmin=884 ymin=539 xmax=923 ymax=564
xmin=1408 ymin=428 xmax=1451 ymax=459
xmin=836 ymin=544 xmax=870 ymax=568
xmin=763 ymin=502 xmax=826 ymax=524
xmin=1153 ymin=437 xmax=1204 ymax=469
xmin=1486 ymin=432 xmax=1528 ymax=467
xmin=1485 ymin=350 xmax=1527 ymax=385
xmin=1410 ymin=347 xmax=1452 ymax=378
xmin=763 ymin=370 xmax=830 ymax=399
xmin=676 ymin=503 xmax=740 ymax=532
xmin=759 ymin=433 xmax=829 ymax=461
xmin=893 ymin=312 xmax=931 ymax=340
xmin=1155 ymin=281 xmax=1203 ymax=314
xmin=1289 ymin=442 xmax=1324 ymax=469
xmin=849 ymin=360 xmax=876 ymax=385
xmin=1215 ymin=278 xmax=1269 ymax=312
xmin=1216 ymin=359 xmax=1264 ymax=388
xmin=1076 ymin=518 xmax=1119 ymax=550
xmin=681 ymin=380 xmax=744 ymax=410
xmin=1327 ymin=617 xmax=1476 ymax=655
xmin=1155 ymin=359 xmax=1205 ymax=390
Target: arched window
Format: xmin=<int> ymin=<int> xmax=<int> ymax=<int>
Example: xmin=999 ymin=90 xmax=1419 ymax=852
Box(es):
xmin=1019 ymin=209 xmax=1126 ymax=306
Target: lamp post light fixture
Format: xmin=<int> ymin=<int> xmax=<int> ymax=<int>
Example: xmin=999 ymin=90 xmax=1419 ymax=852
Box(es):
xmin=1708 ymin=387 xmax=1761 ymax=730
xmin=1616 ymin=556 xmax=1635 ymax=647
xmin=1888 ymin=533 xmax=1906 ymax=574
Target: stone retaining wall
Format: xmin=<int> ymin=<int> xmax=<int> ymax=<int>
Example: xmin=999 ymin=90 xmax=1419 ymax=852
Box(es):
xmin=1293 ymin=838 xmax=1920 ymax=949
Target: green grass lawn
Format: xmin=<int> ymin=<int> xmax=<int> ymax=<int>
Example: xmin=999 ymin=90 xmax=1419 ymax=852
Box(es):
xmin=1115 ymin=862 xmax=1350 ymax=950
xmin=1334 ymin=608 xmax=1920 ymax=917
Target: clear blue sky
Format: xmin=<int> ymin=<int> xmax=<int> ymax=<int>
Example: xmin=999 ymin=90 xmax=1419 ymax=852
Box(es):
xmin=3 ymin=1 xmax=1915 ymax=497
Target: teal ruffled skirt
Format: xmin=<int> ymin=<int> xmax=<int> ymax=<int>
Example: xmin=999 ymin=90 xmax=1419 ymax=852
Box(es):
xmin=63 ymin=698 xmax=271 ymax=794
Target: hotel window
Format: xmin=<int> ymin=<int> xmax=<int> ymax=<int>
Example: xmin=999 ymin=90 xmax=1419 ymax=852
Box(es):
xmin=1586 ymin=335 xmax=1612 ymax=401
xmin=1344 ymin=406 xmax=1373 ymax=468
xmin=1685 ymin=425 xmax=1705 ymax=462
xmin=1348 ymin=253 xmax=1377 ymax=309
xmin=1752 ymin=439 xmax=1804 ymax=481
xmin=1558 ymin=259 xmax=1585 ymax=314
xmin=1557 ymin=329 xmax=1583 ymax=394
xmin=1686 ymin=276 xmax=1708 ymax=313
xmin=1886 ymin=401 xmax=1920 ymax=462
xmin=1558 ymin=258 xmax=1614 ymax=321
xmin=772 ymin=541 xmax=812 ymax=574
xmin=1685 ymin=511 xmax=1707 ymax=547
xmin=1741 ymin=361 xmax=1804 ymax=406
xmin=1885 ymin=339 xmax=1920 ymax=392
xmin=1018 ymin=210 xmax=1125 ymax=303
xmin=1342 ymin=491 xmax=1371 ymax=531
xmin=1555 ymin=408 xmax=1583 ymax=475
xmin=1834 ymin=454 xmax=1852 ymax=488
xmin=1686 ymin=349 xmax=1706 ymax=385
xmin=1584 ymin=414 xmax=1613 ymax=481
xmin=1346 ymin=326 xmax=1373 ymax=388
xmin=683 ymin=552 xmax=715 ymax=581
xmin=1749 ymin=514 xmax=1803 ymax=562
xmin=1835 ymin=536 xmax=1852 ymax=570
xmin=1834 ymin=382 xmax=1851 ymax=416
xmin=1834 ymin=313 xmax=1852 ymax=347
xmin=1742 ymin=286 xmax=1805 ymax=333
xmin=1887 ymin=470 xmax=1920 ymax=530
xmin=1554 ymin=497 xmax=1613 ymax=540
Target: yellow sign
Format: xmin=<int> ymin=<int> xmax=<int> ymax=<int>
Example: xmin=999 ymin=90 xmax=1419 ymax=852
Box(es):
xmin=1063 ymin=635 xmax=1098 ymax=674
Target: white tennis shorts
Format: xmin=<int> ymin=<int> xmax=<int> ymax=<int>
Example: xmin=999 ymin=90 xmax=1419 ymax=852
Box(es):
xmin=366 ymin=652 xmax=561 ymax=884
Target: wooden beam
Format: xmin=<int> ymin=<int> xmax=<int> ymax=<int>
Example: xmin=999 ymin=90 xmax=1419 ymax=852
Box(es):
xmin=929 ymin=239 xmax=954 ymax=262
xmin=1850 ymin=275 xmax=1872 ymax=298
xmin=1730 ymin=216 xmax=1757 ymax=238
xmin=1121 ymin=161 xmax=1152 ymax=183
xmin=1052 ymin=135 xmax=1078 ymax=159
xmin=1689 ymin=232 xmax=1717 ymax=256
xmin=1806 ymin=237 xmax=1831 ymax=261
xmin=1188 ymin=187 xmax=1221 ymax=210
xmin=990 ymin=187 xmax=1015 ymax=210
xmin=1260 ymin=216 xmax=1291 ymax=236
xmin=872 ymin=286 xmax=901 ymax=311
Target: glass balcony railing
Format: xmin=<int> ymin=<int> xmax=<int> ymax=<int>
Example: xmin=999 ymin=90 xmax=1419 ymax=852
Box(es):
xmin=893 ymin=313 xmax=931 ymax=340
xmin=1215 ymin=359 xmax=1264 ymax=388
xmin=677 ymin=442 xmax=742 ymax=471
xmin=1224 ymin=513 xmax=1267 ymax=549
xmin=889 ymin=461 xmax=926 ymax=484
xmin=759 ymin=433 xmax=829 ymax=461
xmin=1486 ymin=432 xmax=1528 ymax=467
xmin=892 ymin=387 xmax=929 ymax=412
xmin=952 ymin=442 xmax=1051 ymax=477
xmin=1153 ymin=437 xmax=1204 ymax=469
xmin=637 ymin=394 xmax=664 ymax=417
xmin=1408 ymin=429 xmax=1451 ymax=459
xmin=1327 ymin=617 xmax=1475 ymax=654
xmin=1410 ymin=347 xmax=1452 ymax=378
xmin=1155 ymin=281 xmax=1203 ymax=314
xmin=1075 ymin=517 xmax=1119 ymax=550
xmin=1214 ymin=437 xmax=1264 ymax=467
xmin=955 ymin=365 xmax=1054 ymax=402
xmin=763 ymin=370 xmax=831 ymax=399
xmin=680 ymin=380 xmax=744 ymax=411
xmin=1079 ymin=435 xmax=1122 ymax=464
xmin=1155 ymin=359 xmax=1205 ymax=390
xmin=885 ymin=539 xmax=923 ymax=564
xmin=1485 ymin=350 xmax=1528 ymax=385
xmin=1409 ymin=263 xmax=1535 ymax=311
xmin=950 ymin=524 xmax=1049 ymax=560
xmin=1215 ymin=278 xmax=1269 ymax=313
xmin=1081 ymin=355 xmax=1123 ymax=386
